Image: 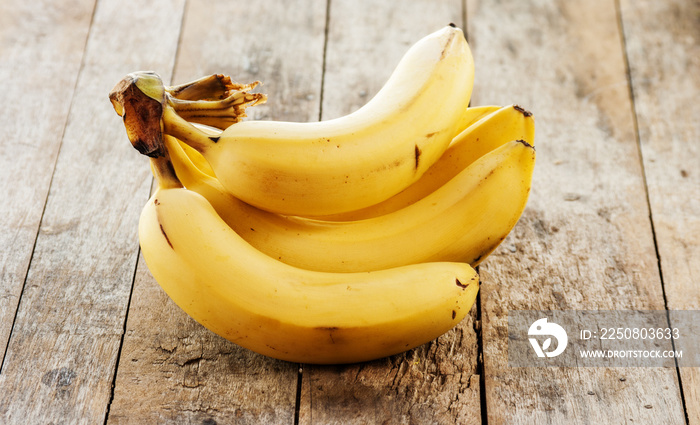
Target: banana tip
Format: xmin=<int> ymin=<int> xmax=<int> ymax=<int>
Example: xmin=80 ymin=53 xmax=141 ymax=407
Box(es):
xmin=515 ymin=139 xmax=535 ymax=150
xmin=513 ymin=104 xmax=533 ymax=117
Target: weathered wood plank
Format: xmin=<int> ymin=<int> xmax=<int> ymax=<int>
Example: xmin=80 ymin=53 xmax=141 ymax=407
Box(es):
xmin=171 ymin=0 xmax=327 ymax=123
xmin=106 ymin=1 xmax=328 ymax=423
xmin=0 ymin=0 xmax=95 ymax=365
xmin=319 ymin=0 xmax=464 ymax=120
xmin=467 ymin=0 xmax=686 ymax=423
xmin=298 ymin=2 xmax=482 ymax=424
xmin=0 ymin=0 xmax=185 ymax=423
xmin=107 ymin=257 xmax=299 ymax=425
xmin=619 ymin=0 xmax=700 ymax=422
xmin=299 ymin=325 xmax=482 ymax=425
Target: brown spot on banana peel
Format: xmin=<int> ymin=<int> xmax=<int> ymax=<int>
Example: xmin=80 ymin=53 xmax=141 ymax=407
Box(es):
xmin=513 ymin=105 xmax=533 ymax=118
xmin=452 ymin=310 xmax=457 ymax=319
xmin=440 ymin=28 xmax=458 ymax=59
xmin=456 ymin=275 xmax=480 ymax=289
xmin=159 ymin=224 xmax=174 ymax=249
xmin=316 ymin=326 xmax=340 ymax=344
xmin=316 ymin=326 xmax=340 ymax=332
xmin=153 ymin=196 xmax=175 ymax=250
xmin=414 ymin=144 xmax=422 ymax=169
xmin=514 ymin=138 xmax=535 ymax=150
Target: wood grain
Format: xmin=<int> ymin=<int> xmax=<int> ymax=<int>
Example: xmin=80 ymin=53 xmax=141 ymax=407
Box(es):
xmin=0 ymin=0 xmax=696 ymax=422
xmin=320 ymin=0 xmax=464 ymax=120
xmin=467 ymin=0 xmax=686 ymax=423
xmin=298 ymin=1 xmax=482 ymax=424
xmin=172 ymin=0 xmax=328 ymax=123
xmin=107 ymin=257 xmax=298 ymax=425
xmin=619 ymin=0 xmax=700 ymax=422
xmin=106 ymin=1 xmax=327 ymax=423
xmin=0 ymin=0 xmax=185 ymax=423
xmin=299 ymin=322 xmax=482 ymax=425
xmin=0 ymin=0 xmax=95 ymax=366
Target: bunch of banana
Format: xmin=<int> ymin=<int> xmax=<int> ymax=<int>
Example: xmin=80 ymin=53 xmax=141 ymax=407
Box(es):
xmin=109 ymin=25 xmax=535 ymax=364
xmin=163 ymin=103 xmax=534 ymax=272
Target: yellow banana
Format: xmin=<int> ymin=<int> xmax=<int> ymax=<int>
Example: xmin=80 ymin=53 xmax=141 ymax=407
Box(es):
xmin=321 ymin=104 xmax=535 ymax=220
xmin=158 ymin=25 xmax=475 ymax=216
xmin=165 ymin=134 xmax=535 ymax=272
xmin=178 ymin=135 xmax=216 ymax=177
xmin=453 ymin=104 xmax=502 ymax=133
xmin=139 ymin=156 xmax=479 ymax=364
xmin=182 ymin=103 xmax=503 ymax=180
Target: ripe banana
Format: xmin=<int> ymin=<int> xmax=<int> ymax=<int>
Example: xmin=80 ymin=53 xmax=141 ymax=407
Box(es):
xmin=159 ymin=25 xmax=475 ymax=216
xmin=139 ymin=156 xmax=480 ymax=364
xmin=182 ymin=103 xmax=503 ymax=180
xmin=165 ymin=133 xmax=535 ymax=272
xmin=321 ymin=104 xmax=535 ymax=220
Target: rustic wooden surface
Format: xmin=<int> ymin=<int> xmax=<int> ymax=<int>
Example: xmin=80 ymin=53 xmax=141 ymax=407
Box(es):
xmin=0 ymin=0 xmax=697 ymax=424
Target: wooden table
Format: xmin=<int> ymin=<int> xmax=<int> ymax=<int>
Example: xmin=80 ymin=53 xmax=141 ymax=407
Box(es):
xmin=1 ymin=0 xmax=698 ymax=423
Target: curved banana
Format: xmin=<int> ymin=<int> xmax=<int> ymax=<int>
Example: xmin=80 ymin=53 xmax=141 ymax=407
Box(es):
xmin=159 ymin=25 xmax=475 ymax=216
xmin=165 ymin=134 xmax=535 ymax=272
xmin=183 ymin=103 xmax=503 ymax=180
xmin=321 ymin=104 xmax=535 ymax=220
xmin=140 ymin=156 xmax=479 ymax=364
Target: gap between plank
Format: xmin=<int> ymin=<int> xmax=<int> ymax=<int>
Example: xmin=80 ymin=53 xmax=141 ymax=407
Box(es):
xmin=462 ymin=1 xmax=488 ymax=422
xmin=294 ymin=364 xmax=303 ymax=425
xmin=613 ymin=1 xmax=689 ymax=423
xmin=102 ymin=1 xmax=190 ymax=422
xmin=475 ymin=278 xmax=487 ymax=425
xmin=102 ymin=155 xmax=160 ymax=425
xmin=102 ymin=246 xmax=142 ymax=425
xmin=317 ymin=0 xmax=332 ymax=123
xmin=103 ymin=121 xmax=159 ymax=425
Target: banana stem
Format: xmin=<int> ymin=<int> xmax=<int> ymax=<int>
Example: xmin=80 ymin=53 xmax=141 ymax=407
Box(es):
xmin=110 ymin=71 xmax=266 ymax=158
xmin=167 ymin=87 xmax=266 ymax=130
xmin=163 ymin=135 xmax=211 ymax=186
xmin=162 ymin=106 xmax=218 ymax=153
xmin=166 ymin=74 xmax=261 ymax=102
xmin=150 ymin=153 xmax=183 ymax=189
xmin=167 ymin=74 xmax=236 ymax=101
